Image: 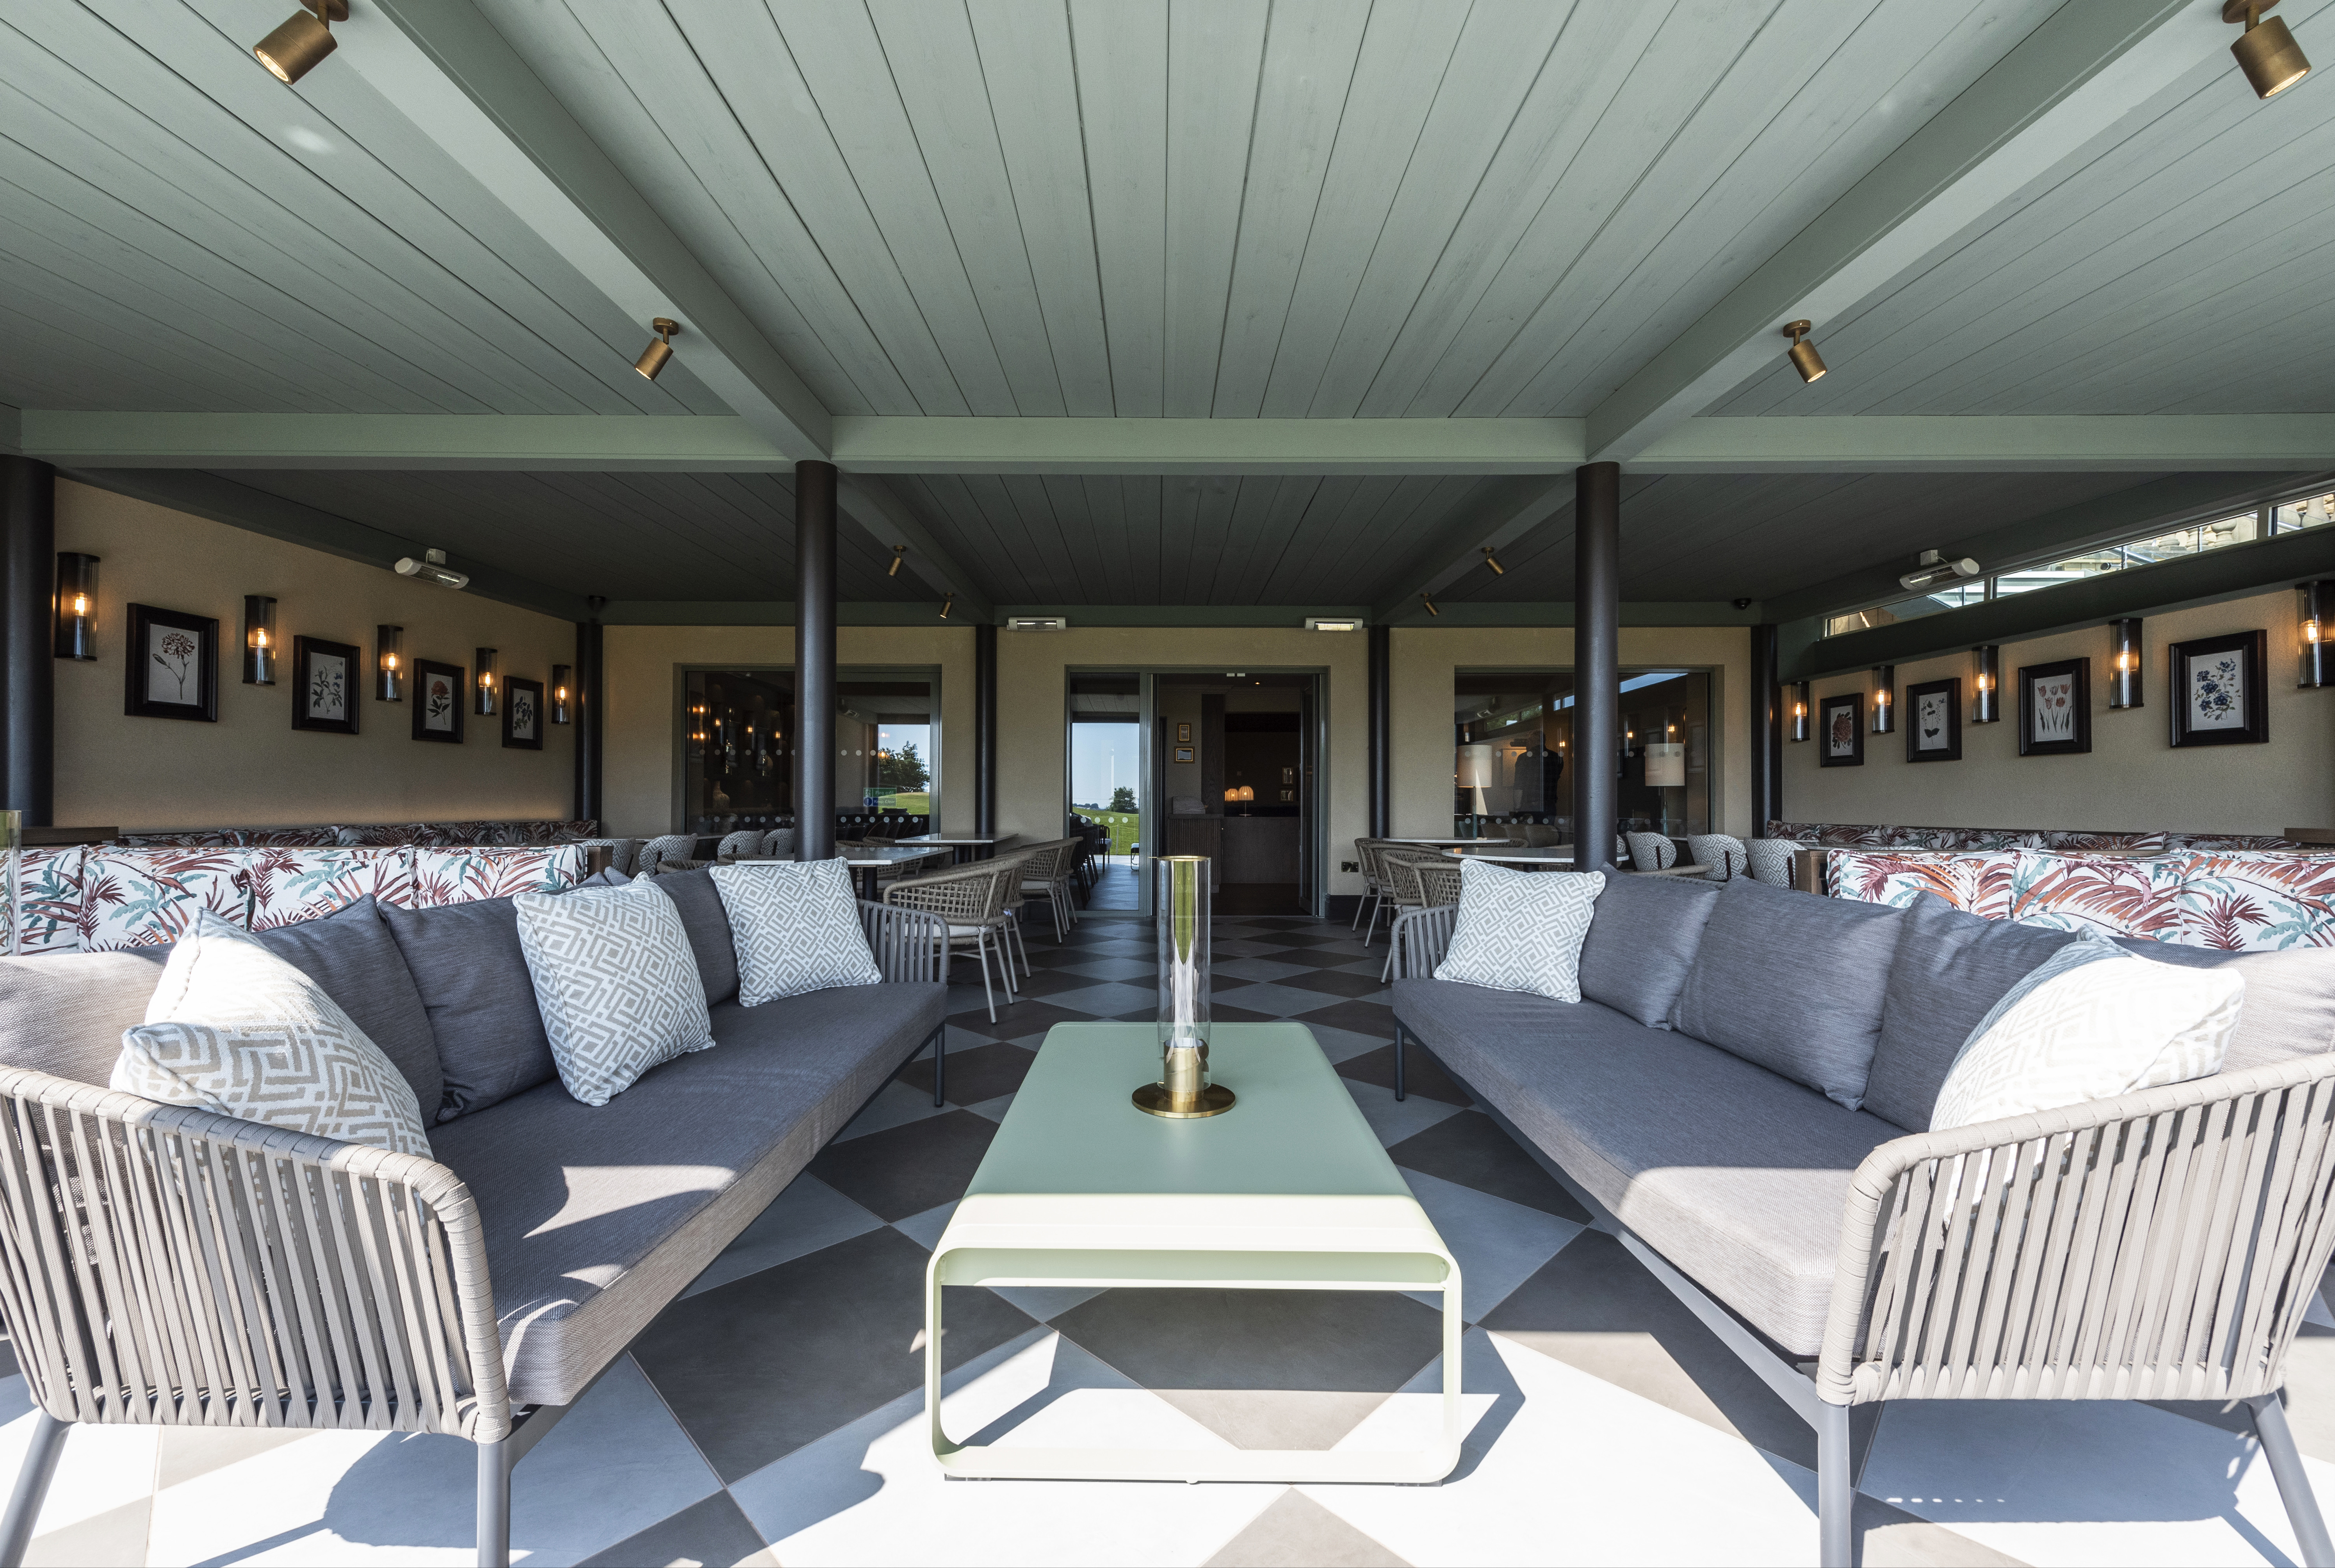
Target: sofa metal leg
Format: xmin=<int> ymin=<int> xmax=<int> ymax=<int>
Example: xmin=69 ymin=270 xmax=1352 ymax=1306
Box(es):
xmin=1816 ymin=1400 xmax=1851 ymax=1568
xmin=475 ymin=1438 xmax=510 ymax=1568
xmin=1393 ymin=1024 xmax=1407 ymax=1102
xmin=931 ymin=1026 xmax=947 ymax=1108
xmin=2251 ymin=1392 xmax=2334 ymax=1567
xmin=0 ymin=1411 xmax=67 ymax=1568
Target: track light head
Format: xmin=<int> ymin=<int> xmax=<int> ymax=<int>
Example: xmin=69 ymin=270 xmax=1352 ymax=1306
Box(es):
xmin=888 ymin=545 xmax=907 ymax=576
xmin=2228 ymin=1 xmax=2310 ymax=99
xmin=939 ymin=594 xmax=953 ymax=620
xmin=633 ymin=317 xmax=680 ymax=380
xmin=254 ymin=0 xmax=346 ymax=84
xmin=1480 ymin=546 xmax=1505 ymax=576
xmin=1782 ymin=320 xmax=1827 ymax=384
xmin=394 ymin=549 xmax=470 ymax=592
xmin=1421 ymin=593 xmax=1439 ymax=618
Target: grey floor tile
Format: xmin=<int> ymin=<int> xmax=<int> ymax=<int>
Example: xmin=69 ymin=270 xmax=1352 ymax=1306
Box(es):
xmin=1305 ymin=1024 xmax=1393 ymax=1064
xmin=1385 ymin=1110 xmax=1591 ymax=1222
xmin=1001 ymin=966 xmax=1112 ymax=999
xmin=896 ymin=1038 xmax=1039 ymax=1106
xmin=1208 ymin=982 xmax=1338 ymax=1017
xmin=964 ymin=1091 xmax=1016 ymax=1122
xmin=1204 ymin=1490 xmax=1409 ymax=1567
xmin=632 ymin=1228 xmax=1038 ymax=1482
xmin=1340 ymin=1076 xmax=1464 ymax=1146
xmin=831 ymin=1080 xmax=946 ymax=1143
xmin=1214 ymin=956 xmax=1320 ymax=983
xmin=1336 ymin=1043 xmax=1471 ymax=1107
xmin=682 ymin=1174 xmax=885 ymax=1300
xmin=154 ymin=1425 xmax=311 ymax=1490
xmin=1293 ymin=999 xmax=1397 ymax=1037
xmin=1851 ymin=1492 xmax=2029 ymax=1567
xmin=1280 ymin=969 xmax=1393 ymax=1000
xmin=949 ymin=998 xmax=1110 ymax=1040
xmin=1058 ymin=956 xmax=1155 ymax=982
xmin=806 ymin=1109 xmax=1000 ymax=1221
xmin=577 ymin=1490 xmax=775 ymax=1568
xmin=1053 ymin=1287 xmax=1444 ymax=1452
xmin=1042 ymin=980 xmax=1158 ymax=1016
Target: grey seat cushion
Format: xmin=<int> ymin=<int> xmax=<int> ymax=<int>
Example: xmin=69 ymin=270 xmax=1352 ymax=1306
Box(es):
xmin=255 ymin=897 xmax=443 ymax=1118
xmin=1865 ymin=894 xmax=2079 ymax=1131
xmin=1672 ymin=876 xmax=1906 ymax=1110
xmin=1577 ymin=868 xmax=1720 ymax=1027
xmin=428 ymin=980 xmax=945 ymax=1406
xmin=648 ymin=867 xmax=740 ymax=1006
xmin=380 ymin=896 xmax=558 ymax=1122
xmin=0 ymin=950 xmax=170 ymax=1086
xmin=1394 ymin=976 xmax=1902 ymax=1354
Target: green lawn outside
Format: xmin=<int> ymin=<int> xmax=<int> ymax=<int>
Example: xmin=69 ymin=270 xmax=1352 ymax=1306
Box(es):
xmin=1076 ymin=809 xmax=1140 ymax=855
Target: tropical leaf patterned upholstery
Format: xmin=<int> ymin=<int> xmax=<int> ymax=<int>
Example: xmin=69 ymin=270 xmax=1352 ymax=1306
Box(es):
xmin=408 ymin=845 xmax=586 ymax=909
xmin=79 ymin=848 xmax=252 ymax=951
xmin=8 ymin=848 xmax=87 ymax=955
xmin=1829 ymin=850 xmax=2018 ymax=918
xmin=245 ymin=847 xmax=416 ymax=930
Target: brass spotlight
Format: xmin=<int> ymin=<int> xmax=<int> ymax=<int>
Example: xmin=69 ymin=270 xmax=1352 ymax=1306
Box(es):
xmin=2228 ymin=1 xmax=2310 ymax=100
xmin=1421 ymin=593 xmax=1440 ymax=617
xmin=1782 ymin=320 xmax=1827 ymax=384
xmin=633 ymin=317 xmax=680 ymax=380
xmin=254 ymin=0 xmax=347 ymax=84
xmin=888 ymin=545 xmax=907 ymax=576
xmin=939 ymin=594 xmax=953 ymax=620
xmin=1480 ymin=546 xmax=1505 ymax=576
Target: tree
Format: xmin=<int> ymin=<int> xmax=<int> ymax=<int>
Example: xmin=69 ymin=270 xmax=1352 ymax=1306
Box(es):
xmin=876 ymin=741 xmax=930 ymax=790
xmin=1109 ymin=785 xmax=1136 ymax=812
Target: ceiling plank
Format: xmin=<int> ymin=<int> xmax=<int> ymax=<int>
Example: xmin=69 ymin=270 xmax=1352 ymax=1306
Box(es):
xmin=835 ymin=475 xmax=996 ymax=621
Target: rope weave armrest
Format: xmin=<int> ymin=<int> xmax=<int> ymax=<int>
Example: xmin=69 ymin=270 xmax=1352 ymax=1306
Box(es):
xmin=1818 ymin=1052 xmax=2335 ymax=1408
xmin=859 ymin=900 xmax=947 ymax=985
xmin=0 ymin=1067 xmax=508 ymax=1442
xmin=1389 ymin=907 xmax=1459 ymax=979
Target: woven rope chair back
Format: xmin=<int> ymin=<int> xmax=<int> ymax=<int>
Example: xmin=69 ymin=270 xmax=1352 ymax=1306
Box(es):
xmin=761 ymin=828 xmax=796 ymax=858
xmin=1415 ymin=859 xmax=1464 ymax=907
xmin=884 ymin=862 xmax=1003 ymax=925
xmin=1382 ymin=851 xmax=1439 ymax=907
xmin=716 ymin=829 xmax=763 ymax=862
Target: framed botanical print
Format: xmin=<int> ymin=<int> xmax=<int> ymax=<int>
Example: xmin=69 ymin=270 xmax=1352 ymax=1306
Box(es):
xmin=290 ymin=636 xmax=360 ymax=734
xmin=503 ymin=676 xmax=544 ymax=750
xmin=2018 ymin=658 xmax=2091 ymax=756
xmin=2169 ymin=630 xmax=2268 ymax=747
xmin=125 ymin=604 xmax=219 ymax=722
xmin=1818 ymin=692 xmax=1863 ymax=766
xmin=1906 ymin=677 xmax=1962 ymax=762
xmin=412 ymin=658 xmax=466 ymax=743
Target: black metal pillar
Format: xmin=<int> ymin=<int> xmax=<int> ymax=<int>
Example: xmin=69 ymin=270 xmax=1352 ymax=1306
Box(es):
xmin=1751 ymin=622 xmax=1781 ymax=837
xmin=573 ymin=603 xmax=604 ymax=827
xmin=794 ymin=461 xmax=837 ymax=861
xmin=1573 ymin=462 xmax=1619 ymax=871
xmin=2 ymin=459 xmax=55 ymax=827
xmin=974 ymin=622 xmax=996 ymax=838
xmin=1367 ymin=624 xmax=1390 ymax=837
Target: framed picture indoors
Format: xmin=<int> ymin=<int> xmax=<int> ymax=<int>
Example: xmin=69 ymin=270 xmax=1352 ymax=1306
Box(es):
xmin=1906 ymin=677 xmax=1962 ymax=762
xmin=503 ymin=676 xmax=544 ymax=750
xmin=1172 ymin=745 xmax=1195 ymax=764
xmin=124 ymin=604 xmax=219 ymax=722
xmin=1176 ymin=722 xmax=1192 ymax=744
xmin=2169 ymin=629 xmax=2268 ymax=747
xmin=2018 ymin=657 xmax=2091 ymax=756
xmin=412 ymin=658 xmax=466 ymax=743
xmin=290 ymin=636 xmax=360 ymax=735
xmin=1818 ymin=691 xmax=1863 ymax=766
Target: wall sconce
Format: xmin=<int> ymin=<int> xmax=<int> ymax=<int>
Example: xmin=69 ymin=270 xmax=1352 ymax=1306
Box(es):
xmin=551 ymin=664 xmax=572 ymax=723
xmin=1972 ymin=645 xmax=2000 ymax=723
xmin=2107 ymin=618 xmax=2144 ymax=709
xmin=474 ymin=647 xmax=497 ymax=715
xmin=376 ymin=624 xmax=403 ymax=701
xmin=52 ymin=553 xmax=97 ymax=661
xmin=2301 ymin=583 xmax=2335 ymax=687
xmin=1788 ymin=681 xmax=1810 ymax=742
xmin=1869 ymin=665 xmax=1895 ymax=733
xmin=242 ymin=595 xmax=277 ymax=685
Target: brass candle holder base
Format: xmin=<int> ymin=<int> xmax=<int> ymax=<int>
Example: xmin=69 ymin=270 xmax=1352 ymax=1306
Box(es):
xmin=1133 ymin=1082 xmax=1235 ymax=1119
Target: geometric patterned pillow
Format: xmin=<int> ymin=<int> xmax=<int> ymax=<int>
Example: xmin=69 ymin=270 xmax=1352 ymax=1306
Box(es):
xmin=513 ymin=876 xmax=714 ymax=1107
xmin=113 ymin=911 xmax=431 ymax=1156
xmin=1432 ymin=859 xmax=1604 ymax=1003
xmin=709 ymin=859 xmax=883 ymax=1006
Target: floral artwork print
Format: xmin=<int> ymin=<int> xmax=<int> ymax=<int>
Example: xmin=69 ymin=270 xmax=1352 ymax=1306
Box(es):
xmin=1916 ymin=692 xmax=1948 ymax=750
xmin=511 ymin=688 xmax=536 ymax=738
xmin=2030 ymin=673 xmax=2075 ymax=741
xmin=308 ymin=652 xmax=347 ymax=720
xmin=424 ymin=674 xmax=455 ymax=731
xmin=2188 ymin=652 xmax=2245 ymax=730
xmin=150 ymin=626 xmax=197 ymax=704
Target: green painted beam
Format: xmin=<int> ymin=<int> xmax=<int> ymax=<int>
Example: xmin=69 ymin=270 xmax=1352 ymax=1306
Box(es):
xmin=1377 ymin=601 xmax=1765 ymax=629
xmin=597 ymin=601 xmax=968 ymax=627
xmin=835 ymin=477 xmax=994 ymax=620
xmin=0 ymin=404 xmax=18 ymax=455
xmin=1636 ymin=416 xmax=2335 ymax=473
xmin=830 ymin=416 xmax=1585 ymax=475
xmin=1366 ymin=475 xmax=1574 ymax=622
xmin=23 ymin=413 xmax=790 ymax=471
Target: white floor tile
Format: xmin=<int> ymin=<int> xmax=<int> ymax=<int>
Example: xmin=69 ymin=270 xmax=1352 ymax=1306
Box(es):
xmin=727 ymin=1330 xmax=1282 ymax=1566
xmin=1214 ymin=982 xmax=1339 ymax=1017
xmin=834 ymin=1082 xmax=946 ymax=1142
xmin=891 ymin=1201 xmax=956 ymax=1251
xmin=1340 ymin=1077 xmax=1464 ymax=1147
xmin=1041 ymin=981 xmax=1155 ymax=1016
xmin=1303 ymin=1025 xmax=1391 ymax=1063
xmin=1394 ymin=1169 xmax=1582 ymax=1321
xmin=0 ymin=1379 xmax=159 ymax=1545
xmin=684 ymin=1175 xmax=885 ymax=1300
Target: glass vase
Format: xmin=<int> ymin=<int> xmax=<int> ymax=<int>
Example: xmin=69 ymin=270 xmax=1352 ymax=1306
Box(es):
xmin=1136 ymin=855 xmax=1232 ymax=1117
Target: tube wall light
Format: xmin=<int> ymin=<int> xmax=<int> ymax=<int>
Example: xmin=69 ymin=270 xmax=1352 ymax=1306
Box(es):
xmin=552 ymin=664 xmax=572 ymax=724
xmin=242 ymin=595 xmax=277 ymax=686
xmin=1972 ymin=645 xmax=2001 ymax=723
xmin=1788 ymin=681 xmax=1810 ymax=742
xmin=53 ymin=553 xmax=97 ymax=661
xmin=2300 ymin=582 xmax=2335 ymax=688
xmin=376 ymin=624 xmax=403 ymax=702
xmin=1870 ymin=666 xmax=1895 ymax=734
xmin=475 ymin=648 xmax=497 ymax=715
xmin=2108 ymin=618 xmax=2144 ymax=709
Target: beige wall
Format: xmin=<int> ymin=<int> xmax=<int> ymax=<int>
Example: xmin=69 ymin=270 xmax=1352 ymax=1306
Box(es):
xmin=601 ymin=624 xmax=976 ymax=837
xmin=53 ymin=481 xmax=574 ymax=831
xmin=1788 ymin=586 xmax=2335 ymax=836
xmin=1389 ymin=625 xmax=1755 ymax=841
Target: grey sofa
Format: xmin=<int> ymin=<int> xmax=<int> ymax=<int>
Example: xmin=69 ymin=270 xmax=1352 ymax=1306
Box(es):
xmin=1390 ymin=873 xmax=2335 ymax=1568
xmin=0 ymin=868 xmax=950 ymax=1568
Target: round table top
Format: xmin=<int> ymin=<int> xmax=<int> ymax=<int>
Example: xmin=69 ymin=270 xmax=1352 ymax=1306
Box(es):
xmin=1437 ymin=845 xmax=1577 ymax=864
xmin=837 ymin=845 xmax=953 ymax=865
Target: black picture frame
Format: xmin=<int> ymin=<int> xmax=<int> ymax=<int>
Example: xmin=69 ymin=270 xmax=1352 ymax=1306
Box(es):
xmin=2018 ymin=657 xmax=2091 ymax=756
xmin=503 ymin=676 xmax=544 ymax=750
xmin=412 ymin=658 xmax=466 ymax=743
xmin=124 ymin=604 xmax=218 ymax=722
xmin=2169 ymin=629 xmax=2269 ymax=748
xmin=1905 ymin=677 xmax=1963 ymax=762
xmin=1818 ymin=692 xmax=1863 ymax=766
xmin=290 ymin=635 xmax=360 ymax=735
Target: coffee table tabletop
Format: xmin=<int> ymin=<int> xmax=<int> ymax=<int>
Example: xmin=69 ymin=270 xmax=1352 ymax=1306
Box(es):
xmin=924 ymin=1021 xmax=1462 ymax=1484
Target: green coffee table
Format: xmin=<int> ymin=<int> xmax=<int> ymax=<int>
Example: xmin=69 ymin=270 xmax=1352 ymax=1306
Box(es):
xmin=923 ymin=1021 xmax=1463 ymax=1483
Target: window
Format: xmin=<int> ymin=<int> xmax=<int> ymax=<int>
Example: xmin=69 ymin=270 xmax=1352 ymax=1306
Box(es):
xmin=1455 ymin=668 xmax=1713 ymax=838
xmin=681 ymin=669 xmax=939 ymax=832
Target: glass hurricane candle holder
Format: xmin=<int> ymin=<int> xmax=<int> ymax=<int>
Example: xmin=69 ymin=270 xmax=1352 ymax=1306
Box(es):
xmin=1137 ymin=855 xmax=1232 ymax=1118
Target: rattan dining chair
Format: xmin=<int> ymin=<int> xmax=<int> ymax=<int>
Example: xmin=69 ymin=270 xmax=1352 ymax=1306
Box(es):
xmin=988 ymin=848 xmax=1044 ymax=980
xmin=1414 ymin=858 xmax=1464 ymax=909
xmin=1016 ymin=838 xmax=1082 ymax=943
xmin=1357 ymin=840 xmax=1400 ymax=945
xmin=1375 ymin=850 xmax=1445 ymax=981
xmin=885 ymin=861 xmax=1018 ymax=1021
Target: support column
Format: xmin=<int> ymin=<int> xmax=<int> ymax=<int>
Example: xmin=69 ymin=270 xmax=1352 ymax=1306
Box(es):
xmin=794 ymin=461 xmax=837 ymax=861
xmin=573 ymin=600 xmax=604 ymax=826
xmin=1367 ymin=624 xmax=1390 ymax=837
xmin=2 ymin=458 xmax=56 ymax=827
xmin=1750 ymin=623 xmax=1781 ymax=837
xmin=1573 ymin=462 xmax=1619 ymax=872
xmin=974 ymin=621 xmax=996 ymax=838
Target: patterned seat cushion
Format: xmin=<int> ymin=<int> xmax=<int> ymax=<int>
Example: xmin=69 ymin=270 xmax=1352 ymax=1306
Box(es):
xmin=408 ymin=845 xmax=586 ymax=909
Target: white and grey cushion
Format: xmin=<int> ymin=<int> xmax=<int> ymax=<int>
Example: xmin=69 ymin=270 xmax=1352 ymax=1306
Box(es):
xmin=1744 ymin=838 xmax=1797 ymax=889
xmin=1931 ymin=933 xmax=2244 ymax=1130
xmin=1623 ymin=831 xmax=1676 ymax=871
xmin=113 ymin=911 xmax=431 ymax=1156
xmin=1686 ymin=833 xmax=1747 ymax=881
xmin=711 ymin=859 xmax=883 ymax=1005
xmin=1433 ymin=860 xmax=1604 ymax=1002
xmin=637 ymin=834 xmax=698 ymax=877
xmin=515 ymin=876 xmax=715 ymax=1108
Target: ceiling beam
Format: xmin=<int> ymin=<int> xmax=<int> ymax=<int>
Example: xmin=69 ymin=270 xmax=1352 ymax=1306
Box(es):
xmin=343 ymin=0 xmax=832 ymax=458
xmin=1584 ymin=0 xmax=2210 ymax=463
xmin=1634 ymin=416 xmax=2335 ymax=473
xmin=1366 ymin=476 xmax=1574 ymax=624
xmin=0 ymin=404 xmax=18 ymax=455
xmin=830 ymin=417 xmax=1583 ymax=475
xmin=835 ymin=477 xmax=995 ymax=621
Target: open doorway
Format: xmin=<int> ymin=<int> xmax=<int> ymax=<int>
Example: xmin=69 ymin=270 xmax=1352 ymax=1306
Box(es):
xmin=1067 ymin=672 xmax=1142 ymax=913
xmin=1152 ymin=672 xmax=1317 ymax=918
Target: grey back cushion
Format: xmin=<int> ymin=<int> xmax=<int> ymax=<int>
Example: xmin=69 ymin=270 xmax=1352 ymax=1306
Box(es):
xmin=0 ymin=949 xmax=171 ymax=1086
xmin=1577 ymin=869 xmax=1721 ymax=1027
xmin=2108 ymin=937 xmax=2335 ymax=1074
xmin=1672 ymin=876 xmax=1906 ymax=1110
xmin=381 ymin=896 xmax=558 ymax=1121
xmin=255 ymin=897 xmax=444 ymax=1119
xmin=648 ymin=866 xmax=740 ymax=1006
xmin=1864 ymin=893 xmax=2080 ymax=1131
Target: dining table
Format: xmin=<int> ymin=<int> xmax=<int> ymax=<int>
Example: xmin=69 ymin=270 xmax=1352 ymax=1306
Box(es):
xmin=892 ymin=833 xmax=1005 ymax=866
xmin=839 ymin=844 xmax=952 ymax=900
xmin=1438 ymin=845 xmax=1578 ymax=869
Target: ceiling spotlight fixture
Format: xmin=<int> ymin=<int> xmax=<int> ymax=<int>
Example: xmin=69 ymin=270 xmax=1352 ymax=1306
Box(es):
xmin=1782 ymin=320 xmax=1827 ymax=384
xmin=939 ymin=594 xmax=953 ymax=620
xmin=253 ymin=0 xmax=346 ymax=84
xmin=633 ymin=317 xmax=680 ymax=380
xmin=1898 ymin=548 xmax=1982 ymax=592
xmin=1421 ymin=593 xmax=1440 ymax=617
xmin=2228 ymin=0 xmax=2310 ymax=100
xmin=888 ymin=545 xmax=907 ymax=576
xmin=394 ymin=547 xmax=470 ymax=591
xmin=1480 ymin=546 xmax=1505 ymax=576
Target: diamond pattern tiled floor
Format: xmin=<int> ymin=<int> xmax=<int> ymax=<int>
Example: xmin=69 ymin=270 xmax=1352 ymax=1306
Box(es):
xmin=18 ymin=906 xmax=2335 ymax=1564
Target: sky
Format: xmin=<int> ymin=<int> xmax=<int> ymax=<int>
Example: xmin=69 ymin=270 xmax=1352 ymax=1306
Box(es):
xmin=1070 ymin=720 xmax=1140 ymax=808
